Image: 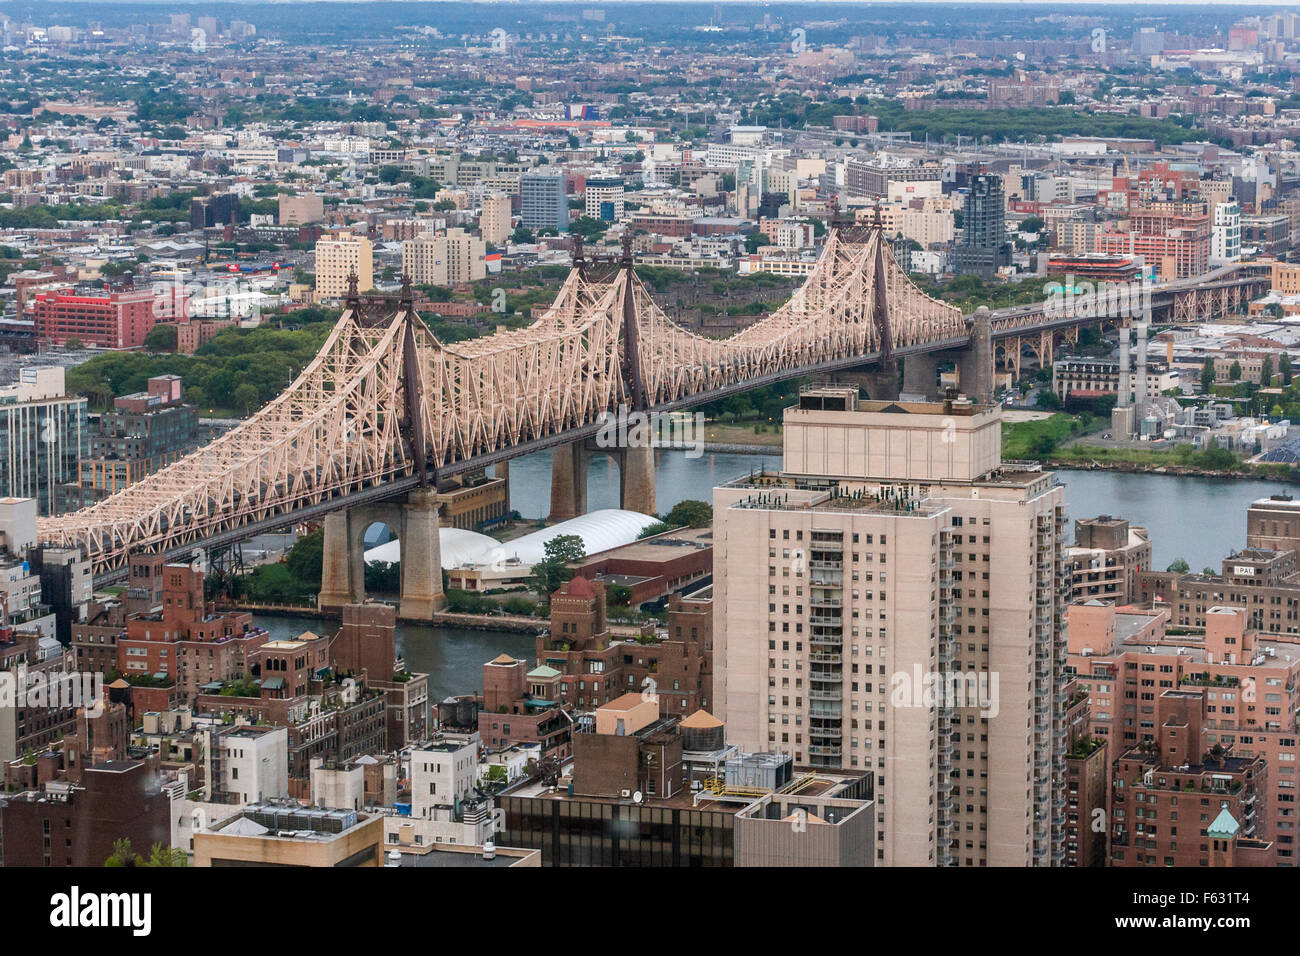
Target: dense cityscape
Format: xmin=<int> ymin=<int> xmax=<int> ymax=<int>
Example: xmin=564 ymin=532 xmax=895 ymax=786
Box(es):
xmin=0 ymin=0 xmax=1295 ymax=914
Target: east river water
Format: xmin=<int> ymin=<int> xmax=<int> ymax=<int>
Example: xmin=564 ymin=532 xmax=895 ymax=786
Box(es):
xmin=258 ymin=448 xmax=1291 ymax=698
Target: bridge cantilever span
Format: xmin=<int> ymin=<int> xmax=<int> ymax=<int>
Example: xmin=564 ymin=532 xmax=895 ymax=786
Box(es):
xmin=48 ymin=226 xmax=1271 ymax=583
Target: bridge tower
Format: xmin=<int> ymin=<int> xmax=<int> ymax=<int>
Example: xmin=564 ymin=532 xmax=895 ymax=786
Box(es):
xmin=957 ymin=306 xmax=995 ymax=403
xmin=318 ymin=488 xmax=445 ymax=619
xmin=320 ymin=276 xmax=445 ymax=619
xmin=549 ymin=237 xmax=657 ymax=522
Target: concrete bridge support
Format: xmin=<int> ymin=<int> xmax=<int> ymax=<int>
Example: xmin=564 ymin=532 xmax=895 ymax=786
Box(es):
xmin=318 ymin=511 xmax=353 ymax=612
xmin=957 ymin=306 xmax=994 ymax=404
xmin=317 ymin=490 xmax=445 ymax=619
xmin=619 ymin=441 xmax=656 ymax=516
xmin=901 ymin=353 xmax=941 ymax=402
xmin=549 ymin=435 xmax=658 ymax=521
xmin=398 ymin=488 xmax=445 ymax=620
xmin=836 ymin=362 xmax=900 ymax=402
xmin=549 ymin=440 xmax=590 ymax=523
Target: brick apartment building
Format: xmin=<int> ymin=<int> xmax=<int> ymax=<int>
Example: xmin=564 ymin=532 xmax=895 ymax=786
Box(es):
xmin=116 ymin=562 xmax=270 ymax=701
xmin=31 ymin=287 xmax=184 ymax=348
xmin=1110 ymin=687 xmax=1272 ymax=867
xmin=1068 ymin=600 xmax=1300 ymax=864
xmin=0 ymin=757 xmax=173 ymax=867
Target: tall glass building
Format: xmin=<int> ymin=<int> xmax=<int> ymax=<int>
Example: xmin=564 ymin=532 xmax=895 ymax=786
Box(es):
xmin=0 ymin=367 xmax=89 ymax=515
xmin=520 ymin=169 xmax=569 ymax=232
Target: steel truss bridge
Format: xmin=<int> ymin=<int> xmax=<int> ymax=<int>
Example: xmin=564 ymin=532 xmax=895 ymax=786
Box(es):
xmin=37 ymin=222 xmax=1269 ymax=583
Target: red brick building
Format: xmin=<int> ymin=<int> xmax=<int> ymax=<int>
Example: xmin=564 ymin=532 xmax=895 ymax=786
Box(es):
xmin=31 ymin=287 xmax=185 ymax=348
xmin=0 ymin=757 xmax=173 ymax=867
xmin=1109 ymin=687 xmax=1271 ymax=867
xmin=117 ymin=563 xmax=269 ymax=700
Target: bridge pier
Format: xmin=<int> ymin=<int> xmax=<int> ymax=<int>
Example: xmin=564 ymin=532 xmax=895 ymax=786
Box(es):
xmin=836 ymin=362 xmax=900 ymax=402
xmin=957 ymin=306 xmax=994 ymax=404
xmin=318 ymin=511 xmax=354 ymax=611
xmin=619 ymin=441 xmax=656 ymax=516
xmin=549 ymin=440 xmax=590 ymax=523
xmin=399 ymin=488 xmax=445 ymax=619
xmin=901 ymin=353 xmax=941 ymax=402
xmin=316 ymin=490 xmax=445 ymax=618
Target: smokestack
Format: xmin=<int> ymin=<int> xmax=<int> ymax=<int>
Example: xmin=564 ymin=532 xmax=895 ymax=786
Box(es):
xmin=1135 ymin=322 xmax=1149 ymax=410
xmin=1117 ymin=327 xmax=1131 ymax=408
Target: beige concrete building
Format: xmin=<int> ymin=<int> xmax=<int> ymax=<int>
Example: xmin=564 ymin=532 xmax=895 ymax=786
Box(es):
xmin=314 ymin=231 xmax=373 ymax=299
xmin=1064 ymin=515 xmax=1151 ymax=605
xmin=194 ymin=803 xmax=384 ymax=867
xmin=278 ymin=193 xmax=324 ymax=225
xmin=402 ymin=228 xmax=487 ymax=286
xmin=712 ymin=388 xmax=1068 ymax=866
xmin=480 ymin=192 xmax=512 ymax=246
xmin=877 ymin=198 xmax=955 ymax=248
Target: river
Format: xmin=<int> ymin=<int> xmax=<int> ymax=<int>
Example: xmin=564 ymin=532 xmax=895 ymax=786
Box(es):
xmin=255 ymin=449 xmax=1293 ymax=702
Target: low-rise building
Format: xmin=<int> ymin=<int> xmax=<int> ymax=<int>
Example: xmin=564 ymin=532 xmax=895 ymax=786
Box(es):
xmin=193 ymin=802 xmax=384 ymax=867
xmin=1064 ymin=515 xmax=1152 ymax=605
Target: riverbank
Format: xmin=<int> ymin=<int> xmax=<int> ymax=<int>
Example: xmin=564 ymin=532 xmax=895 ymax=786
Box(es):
xmin=698 ymin=441 xmax=783 ymax=455
xmin=1048 ymin=458 xmax=1298 ymax=482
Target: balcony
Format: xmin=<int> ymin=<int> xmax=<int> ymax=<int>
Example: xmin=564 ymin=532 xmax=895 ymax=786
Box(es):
xmin=809 ymin=614 xmax=843 ymax=626
xmin=808 ymin=744 xmax=842 ymax=758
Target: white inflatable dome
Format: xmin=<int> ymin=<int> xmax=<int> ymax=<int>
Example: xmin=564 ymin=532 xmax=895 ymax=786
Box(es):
xmin=363 ymin=527 xmax=502 ymax=570
xmin=493 ymin=509 xmax=659 ymax=566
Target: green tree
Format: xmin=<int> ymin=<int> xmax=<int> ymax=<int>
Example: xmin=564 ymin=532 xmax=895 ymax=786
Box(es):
xmin=1229 ymin=360 xmax=1242 ymax=382
xmin=1166 ymin=558 xmax=1190 ymax=574
xmin=1199 ymin=445 xmax=1236 ymax=470
xmin=568 ymin=216 xmax=608 ymax=241
xmin=233 ymin=382 xmax=259 ymax=415
xmin=283 ymin=527 xmax=324 ymax=586
xmin=511 ymin=226 xmax=535 ymax=244
xmin=143 ymin=843 xmax=188 ymax=867
xmin=663 ymin=499 xmax=712 ymax=528
xmin=743 ymin=231 xmax=771 ymax=255
xmin=1261 ymin=355 xmax=1274 ymax=388
xmin=144 ymin=322 xmax=178 ymax=352
xmin=530 ymin=534 xmax=586 ymax=599
xmin=103 ymin=838 xmax=137 ymax=867
xmin=1201 ymin=357 xmax=1217 ymax=393
xmin=1281 ymin=352 xmax=1292 ymax=386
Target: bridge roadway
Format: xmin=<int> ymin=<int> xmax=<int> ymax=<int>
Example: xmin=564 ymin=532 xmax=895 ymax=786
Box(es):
xmin=85 ymin=261 xmax=1270 ymax=587
xmin=985 ymin=263 xmax=1271 ymax=338
xmin=89 ymin=332 xmax=971 ymax=586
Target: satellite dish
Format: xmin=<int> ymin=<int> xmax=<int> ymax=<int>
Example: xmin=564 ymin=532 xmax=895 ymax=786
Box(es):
xmin=632 ymin=791 xmax=643 ymax=804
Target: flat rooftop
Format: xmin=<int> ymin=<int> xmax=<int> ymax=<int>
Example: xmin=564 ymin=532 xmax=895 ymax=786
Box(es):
xmin=395 ymin=845 xmax=527 ymax=868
